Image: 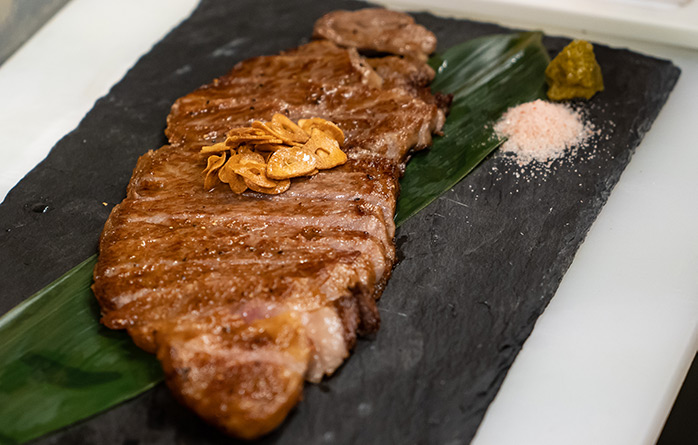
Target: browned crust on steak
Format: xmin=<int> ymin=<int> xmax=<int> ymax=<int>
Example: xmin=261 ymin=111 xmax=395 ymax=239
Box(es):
xmin=313 ymin=8 xmax=437 ymax=61
xmin=93 ymin=8 xmax=445 ymax=439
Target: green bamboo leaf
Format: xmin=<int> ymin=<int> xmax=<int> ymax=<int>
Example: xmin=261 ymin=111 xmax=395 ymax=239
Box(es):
xmin=0 ymin=256 xmax=162 ymax=445
xmin=0 ymin=32 xmax=549 ymax=444
xmin=396 ymin=31 xmax=549 ymax=225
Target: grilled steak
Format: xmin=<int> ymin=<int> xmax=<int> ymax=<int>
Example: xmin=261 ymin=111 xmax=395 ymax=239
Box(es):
xmin=93 ymin=8 xmax=445 ymax=439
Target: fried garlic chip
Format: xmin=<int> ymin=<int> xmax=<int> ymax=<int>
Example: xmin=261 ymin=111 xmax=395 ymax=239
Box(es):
xmin=253 ymin=114 xmax=309 ymax=145
xmin=303 ymin=128 xmax=347 ymax=170
xmin=267 ymin=146 xmax=318 ymax=180
xmin=201 ymin=114 xmax=346 ymax=195
xmin=200 ymin=141 xmax=230 ymax=155
xmin=245 ymin=178 xmax=291 ymax=195
xmin=218 ymin=157 xmax=248 ymax=194
xmin=228 ymin=152 xmax=280 ymax=189
xmin=203 ymin=154 xmax=226 ymax=190
xmin=298 ymin=118 xmax=345 ymax=147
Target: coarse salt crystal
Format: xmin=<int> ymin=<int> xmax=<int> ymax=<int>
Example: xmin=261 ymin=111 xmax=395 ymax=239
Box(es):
xmin=494 ymin=99 xmax=590 ymax=166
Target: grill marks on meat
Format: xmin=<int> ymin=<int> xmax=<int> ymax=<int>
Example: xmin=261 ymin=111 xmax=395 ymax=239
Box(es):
xmin=166 ymin=41 xmax=441 ymax=159
xmin=93 ymin=9 xmax=444 ymax=439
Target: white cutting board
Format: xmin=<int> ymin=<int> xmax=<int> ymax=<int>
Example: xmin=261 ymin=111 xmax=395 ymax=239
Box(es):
xmin=385 ymin=0 xmax=698 ymax=49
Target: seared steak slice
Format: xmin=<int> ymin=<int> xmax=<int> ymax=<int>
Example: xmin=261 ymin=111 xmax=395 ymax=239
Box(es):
xmin=93 ymin=8 xmax=444 ymax=439
xmin=313 ymin=8 xmax=437 ymax=61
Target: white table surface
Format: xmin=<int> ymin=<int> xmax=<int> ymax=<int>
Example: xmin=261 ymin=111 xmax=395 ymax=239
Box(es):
xmin=386 ymin=0 xmax=698 ymax=50
xmin=1 ymin=1 xmax=696 ymax=444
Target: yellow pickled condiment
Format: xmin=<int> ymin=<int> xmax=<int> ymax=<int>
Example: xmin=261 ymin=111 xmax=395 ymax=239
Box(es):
xmin=545 ymin=40 xmax=604 ymax=101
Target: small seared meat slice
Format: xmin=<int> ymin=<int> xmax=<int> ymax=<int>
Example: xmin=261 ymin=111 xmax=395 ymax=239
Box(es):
xmin=313 ymin=8 xmax=437 ymax=61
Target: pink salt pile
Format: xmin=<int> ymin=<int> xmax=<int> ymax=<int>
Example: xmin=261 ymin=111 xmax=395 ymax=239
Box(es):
xmin=494 ymin=99 xmax=590 ymax=166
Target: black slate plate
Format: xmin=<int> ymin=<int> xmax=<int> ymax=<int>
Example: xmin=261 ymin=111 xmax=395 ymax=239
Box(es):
xmin=0 ymin=0 xmax=680 ymax=444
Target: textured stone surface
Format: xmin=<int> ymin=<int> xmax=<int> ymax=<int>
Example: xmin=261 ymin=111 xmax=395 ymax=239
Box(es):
xmin=0 ymin=0 xmax=679 ymax=443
